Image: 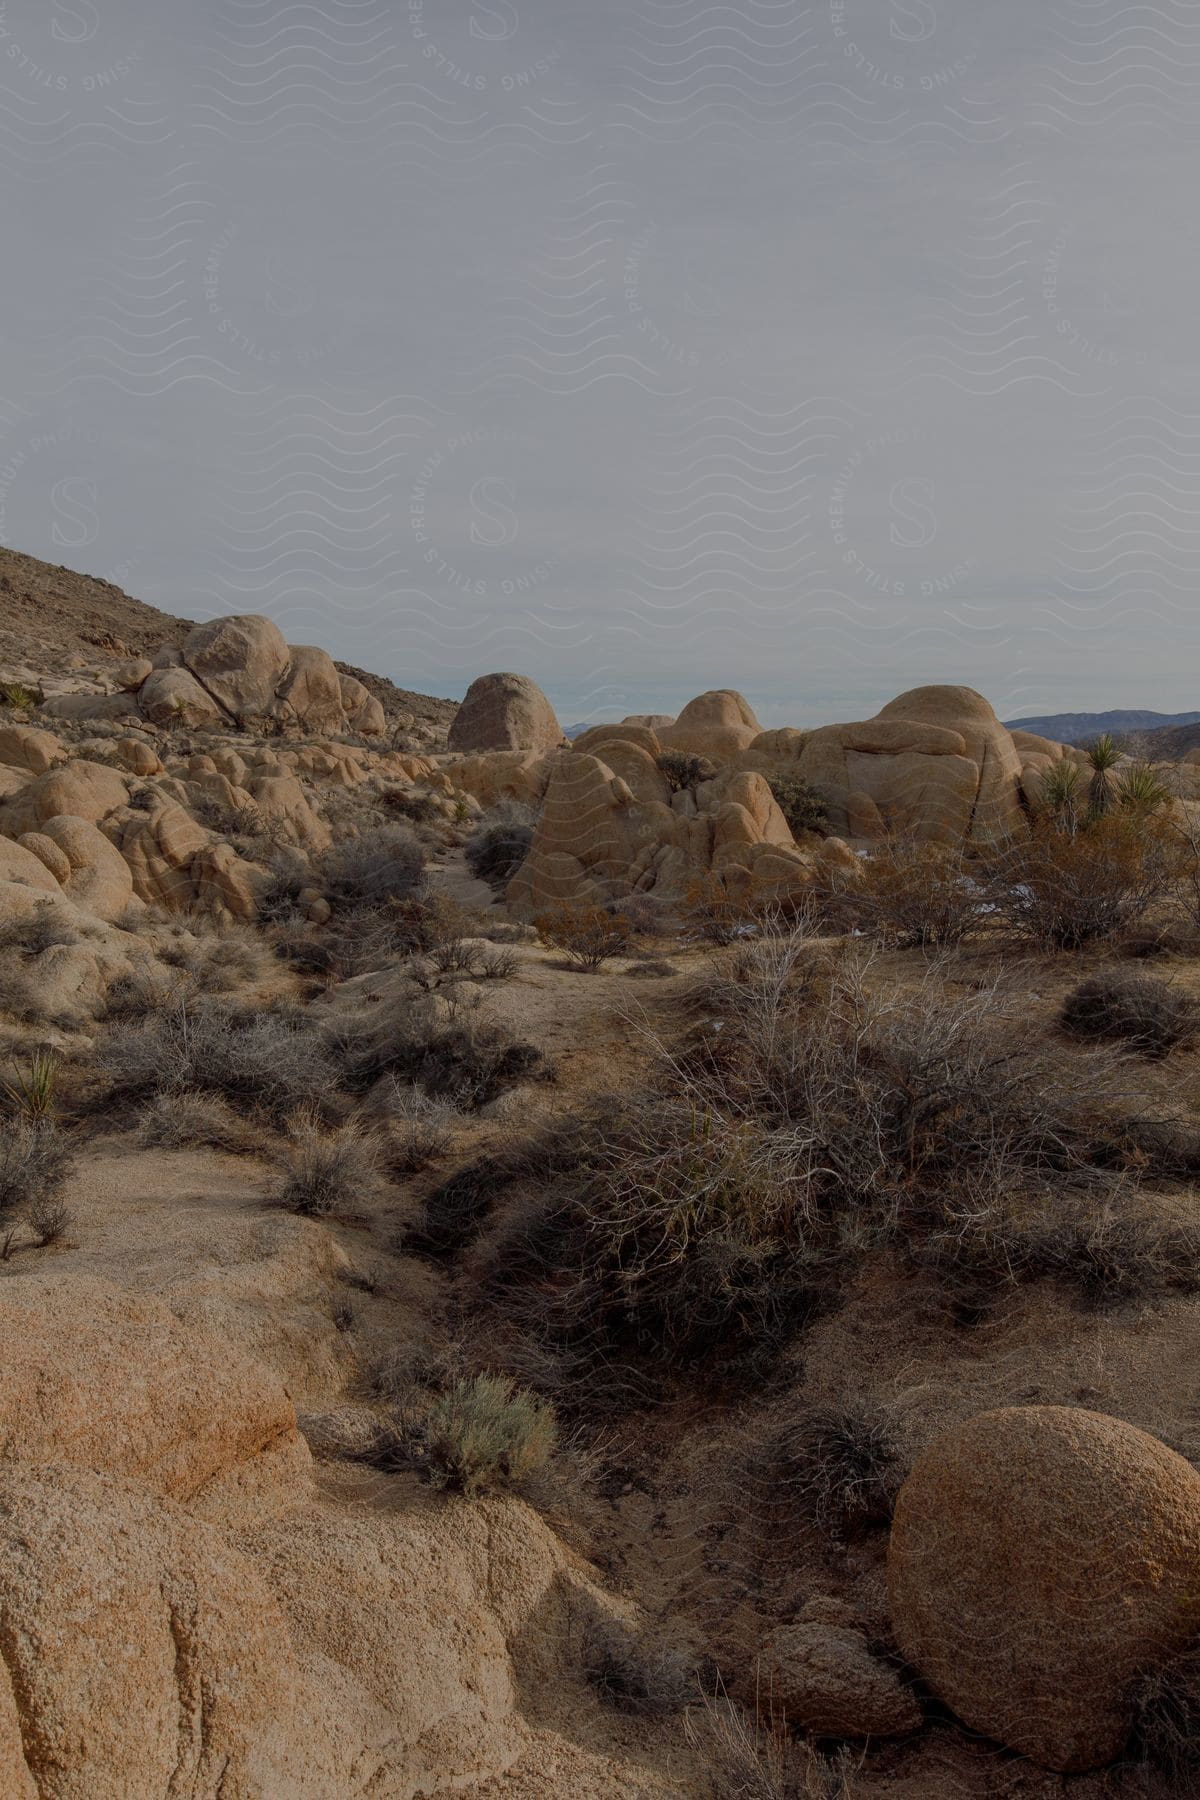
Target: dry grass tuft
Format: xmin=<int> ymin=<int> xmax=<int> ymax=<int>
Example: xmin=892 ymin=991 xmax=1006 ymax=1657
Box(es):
xmin=274 ymin=1115 xmax=381 ymax=1218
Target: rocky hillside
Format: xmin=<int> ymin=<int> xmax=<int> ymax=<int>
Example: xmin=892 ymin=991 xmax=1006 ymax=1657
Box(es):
xmin=0 ymin=544 xmax=457 ymax=740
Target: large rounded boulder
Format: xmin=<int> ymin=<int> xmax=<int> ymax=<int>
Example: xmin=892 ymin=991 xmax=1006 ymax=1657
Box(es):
xmin=448 ymin=672 xmax=563 ymax=754
xmin=887 ymin=1406 xmax=1200 ymax=1772
xmin=182 ymin=615 xmax=291 ymax=724
xmin=793 ymin=684 xmax=1026 ymax=847
xmin=659 ymin=689 xmax=762 ymax=760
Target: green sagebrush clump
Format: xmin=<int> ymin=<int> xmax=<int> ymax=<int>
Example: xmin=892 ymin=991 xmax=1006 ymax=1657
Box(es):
xmin=363 ymin=1374 xmax=557 ymax=1498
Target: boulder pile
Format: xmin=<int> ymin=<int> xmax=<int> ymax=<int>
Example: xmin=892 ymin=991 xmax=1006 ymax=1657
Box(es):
xmin=42 ymin=613 xmax=387 ymax=739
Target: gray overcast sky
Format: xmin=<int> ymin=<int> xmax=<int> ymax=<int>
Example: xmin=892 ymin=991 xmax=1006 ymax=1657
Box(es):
xmin=2 ymin=0 xmax=1199 ymax=726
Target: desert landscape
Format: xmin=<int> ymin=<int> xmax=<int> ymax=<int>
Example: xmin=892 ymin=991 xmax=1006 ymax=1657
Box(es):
xmin=4 ymin=544 xmax=1200 ymax=1795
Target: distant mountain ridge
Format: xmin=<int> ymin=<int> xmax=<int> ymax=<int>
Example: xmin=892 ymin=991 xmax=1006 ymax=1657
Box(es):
xmin=1003 ymin=709 xmax=1200 ymax=746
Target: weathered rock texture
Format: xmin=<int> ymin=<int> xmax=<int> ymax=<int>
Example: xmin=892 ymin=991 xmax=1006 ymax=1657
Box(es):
xmin=659 ymin=689 xmax=762 ymax=759
xmin=448 ymin=672 xmax=564 ymax=755
xmin=759 ymin=1603 xmax=921 ymax=1739
xmin=888 ymin=1405 xmax=1200 ymax=1772
xmin=782 ymin=685 xmax=1027 ymax=847
xmin=506 ymin=745 xmax=821 ymax=910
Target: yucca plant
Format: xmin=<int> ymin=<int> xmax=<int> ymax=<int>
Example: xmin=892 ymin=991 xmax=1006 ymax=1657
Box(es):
xmin=1038 ymin=759 xmax=1083 ymax=834
xmin=1118 ymin=761 xmax=1172 ymax=816
xmin=1084 ymin=734 xmax=1122 ymax=822
xmin=0 ymin=680 xmax=39 ymax=710
xmin=2 ymin=1052 xmax=59 ymax=1122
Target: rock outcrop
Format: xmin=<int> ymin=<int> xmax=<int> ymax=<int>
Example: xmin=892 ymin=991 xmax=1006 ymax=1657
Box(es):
xmin=448 ymin=672 xmax=564 ymax=755
xmin=757 ymin=1600 xmax=921 ymax=1739
xmin=659 ymin=689 xmax=762 ymax=760
xmin=783 ymin=686 xmax=1027 ymax=848
xmin=506 ymin=747 xmax=819 ymax=910
xmin=34 ymin=613 xmax=388 ymax=740
xmin=888 ymin=1406 xmax=1200 ymax=1772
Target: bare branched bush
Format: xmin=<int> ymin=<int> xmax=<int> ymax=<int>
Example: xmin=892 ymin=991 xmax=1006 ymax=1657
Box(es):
xmin=476 ymin=935 xmax=1154 ymax=1377
xmin=682 ymin=872 xmax=757 ymax=946
xmin=581 ymin=1618 xmax=698 ymax=1716
xmin=330 ymin=992 xmax=543 ymax=1106
xmin=533 ymin=902 xmax=632 ymax=970
xmin=385 ymin=1084 xmax=459 ymax=1174
xmin=1128 ymin=1643 xmax=1200 ymax=1791
xmin=0 ymin=1120 xmax=74 ymax=1221
xmin=275 ymin=1115 xmax=380 ymax=1218
xmin=380 ymin=787 xmax=442 ymax=825
xmin=686 ymin=1686 xmax=860 ymax=1799
xmin=97 ymin=999 xmax=335 ymax=1121
xmin=0 ymin=901 xmax=79 ymax=958
xmin=317 ymin=824 xmax=425 ymax=906
xmin=136 ymin=1089 xmax=257 ymax=1152
xmin=27 ymin=1195 xmax=74 ymax=1247
xmin=814 ymin=841 xmax=984 ymax=948
xmin=985 ymin=814 xmax=1184 ymax=949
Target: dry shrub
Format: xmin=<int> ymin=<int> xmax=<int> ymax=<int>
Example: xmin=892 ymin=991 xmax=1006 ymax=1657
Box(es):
xmin=474 ymin=935 xmax=1160 ymax=1381
xmin=0 ymin=1120 xmax=74 ymax=1221
xmin=96 ymin=998 xmax=335 ymax=1121
xmin=533 ymin=902 xmax=632 ymax=970
xmin=1061 ymin=971 xmax=1199 ymax=1057
xmin=385 ymin=1084 xmax=459 ymax=1174
xmin=413 ymin=937 xmax=517 ymax=986
xmin=0 ymin=901 xmax=79 ymax=958
xmin=27 ymin=1194 xmax=74 ymax=1247
xmin=1128 ymin=1643 xmax=1200 ymax=1792
xmin=317 ymin=824 xmax=425 ymax=906
xmin=987 ymin=814 xmax=1184 ymax=949
xmin=1021 ymin=1201 xmax=1200 ymax=1309
xmin=380 ymin=787 xmax=442 ymax=825
xmin=369 ymin=1374 xmax=557 ymax=1497
xmin=686 ymin=1687 xmax=860 ymax=1799
xmin=814 ymin=841 xmax=984 ymax=948
xmin=657 ymin=750 xmax=718 ymax=792
xmin=422 ymin=1373 xmax=556 ymax=1495
xmin=277 ymin=891 xmax=467 ymax=983
xmin=136 ymin=1089 xmax=257 ymax=1153
xmin=774 ymin=1401 xmax=903 ymax=1535
xmin=581 ymin=1618 xmax=698 ymax=1715
xmin=683 ymin=872 xmax=757 ymax=946
xmin=330 ymin=992 xmax=543 ymax=1107
xmin=464 ymin=803 xmax=535 ymax=885
xmin=275 ymin=1115 xmax=381 ymax=1218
